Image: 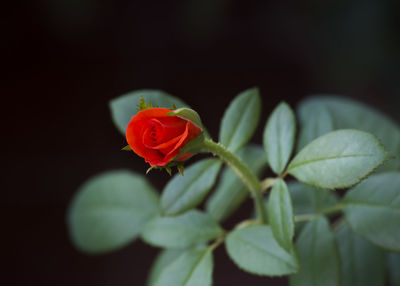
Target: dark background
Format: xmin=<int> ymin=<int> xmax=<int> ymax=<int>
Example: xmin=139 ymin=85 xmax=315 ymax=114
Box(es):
xmin=5 ymin=0 xmax=400 ymax=285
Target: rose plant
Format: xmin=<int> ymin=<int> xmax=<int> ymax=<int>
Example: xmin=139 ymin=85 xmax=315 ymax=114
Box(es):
xmin=68 ymin=88 xmax=400 ymax=286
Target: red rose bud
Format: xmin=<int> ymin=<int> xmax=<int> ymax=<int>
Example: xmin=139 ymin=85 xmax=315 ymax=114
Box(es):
xmin=126 ymin=108 xmax=203 ymax=167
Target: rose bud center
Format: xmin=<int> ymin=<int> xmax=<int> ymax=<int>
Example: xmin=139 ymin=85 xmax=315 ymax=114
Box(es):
xmin=142 ymin=118 xmax=187 ymax=155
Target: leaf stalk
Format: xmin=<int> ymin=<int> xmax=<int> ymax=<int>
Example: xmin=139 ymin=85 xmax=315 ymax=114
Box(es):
xmin=202 ymin=139 xmax=267 ymax=223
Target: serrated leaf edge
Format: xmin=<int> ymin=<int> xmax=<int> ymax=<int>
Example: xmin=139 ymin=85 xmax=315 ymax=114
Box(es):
xmin=287 ymin=129 xmax=391 ymax=190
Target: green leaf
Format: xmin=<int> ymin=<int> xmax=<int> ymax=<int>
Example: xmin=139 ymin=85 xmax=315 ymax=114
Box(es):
xmin=147 ymin=249 xmax=185 ymax=286
xmin=225 ymin=225 xmax=299 ymax=276
xmin=287 ymin=129 xmax=389 ymax=189
xmin=167 ymin=108 xmax=204 ymax=130
xmin=297 ymin=104 xmax=334 ymax=151
xmin=263 ymin=102 xmax=296 ymax=174
xmin=154 ymin=248 xmax=213 ymax=286
xmin=290 ymin=216 xmax=341 ymax=286
xmin=388 ymin=253 xmax=400 ymax=286
xmin=206 ymin=144 xmax=268 ymax=222
xmin=278 ymin=182 xmax=338 ymax=234
xmin=141 ymin=210 xmax=223 ymax=248
xmin=161 ymin=159 xmax=221 ymax=215
xmin=219 ymin=87 xmax=261 ymax=152
xmin=297 ymin=96 xmax=400 ymax=170
xmin=67 ymin=170 xmax=159 ymax=254
xmin=343 ymin=172 xmax=400 ymax=252
xmin=335 ymin=223 xmax=385 ymax=286
xmin=109 ymin=90 xmax=189 ymax=135
xmin=267 ymin=179 xmax=294 ymax=251
xmin=287 ymin=181 xmax=339 ymax=215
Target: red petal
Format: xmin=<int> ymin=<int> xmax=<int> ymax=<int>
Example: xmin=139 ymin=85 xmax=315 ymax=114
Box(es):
xmin=163 ymin=122 xmax=190 ymax=162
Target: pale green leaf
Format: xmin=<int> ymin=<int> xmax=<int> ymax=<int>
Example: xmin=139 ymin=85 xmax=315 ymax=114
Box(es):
xmin=335 ymin=223 xmax=385 ymax=286
xmin=141 ymin=210 xmax=223 ymax=248
xmin=267 ymin=179 xmax=294 ymax=251
xmin=109 ymin=90 xmax=189 ymax=135
xmin=343 ymin=172 xmax=400 ymax=252
xmin=225 ymin=225 xmax=299 ymax=276
xmin=219 ymin=87 xmax=261 ymax=152
xmin=67 ymin=170 xmax=159 ymax=253
xmin=154 ymin=248 xmax=213 ymax=286
xmin=288 ymin=129 xmax=389 ymax=189
xmin=147 ymin=249 xmax=185 ymax=286
xmin=263 ymin=102 xmax=296 ymax=174
xmin=277 ymin=181 xmax=339 ymax=234
xmin=287 ymin=181 xmax=339 ymax=215
xmin=206 ymin=144 xmax=268 ymax=222
xmin=297 ymin=96 xmax=400 ymax=170
xmin=388 ymin=253 xmax=400 ymax=286
xmin=161 ymin=159 xmax=221 ymax=215
xmin=290 ymin=216 xmax=340 ymax=286
xmin=297 ymin=104 xmax=334 ymax=151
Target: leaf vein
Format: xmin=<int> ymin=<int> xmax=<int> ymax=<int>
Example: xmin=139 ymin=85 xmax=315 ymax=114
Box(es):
xmin=289 ymin=154 xmax=376 ymax=170
xmin=182 ymin=250 xmax=210 ymax=286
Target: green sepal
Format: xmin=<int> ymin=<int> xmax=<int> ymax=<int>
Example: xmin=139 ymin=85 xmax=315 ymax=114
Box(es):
xmin=146 ymin=165 xmax=172 ymax=176
xmin=177 ymin=163 xmax=185 ymax=176
xmin=138 ymin=96 xmax=154 ymax=111
xmin=165 ymin=166 xmax=172 ymax=176
xmin=172 ymin=133 xmax=206 ymax=161
xmin=146 ymin=166 xmax=158 ymax=175
xmin=146 ymin=162 xmax=185 ymax=176
xmin=167 ymin=108 xmax=204 ymax=130
xmin=121 ymin=145 xmax=132 ymax=151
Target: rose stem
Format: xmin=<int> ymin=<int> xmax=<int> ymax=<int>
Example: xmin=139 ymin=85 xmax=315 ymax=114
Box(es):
xmin=202 ymin=139 xmax=267 ymax=223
